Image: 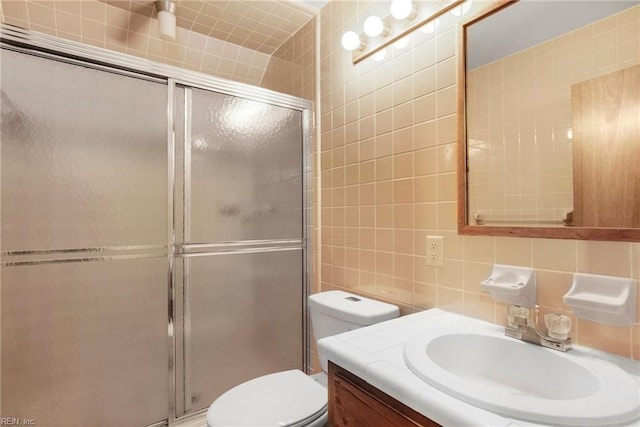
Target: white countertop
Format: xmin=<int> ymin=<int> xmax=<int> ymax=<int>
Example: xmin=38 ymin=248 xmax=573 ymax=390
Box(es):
xmin=317 ymin=308 xmax=640 ymax=427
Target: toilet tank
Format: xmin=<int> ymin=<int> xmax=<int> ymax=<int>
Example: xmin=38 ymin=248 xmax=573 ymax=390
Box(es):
xmin=308 ymin=291 xmax=399 ymax=372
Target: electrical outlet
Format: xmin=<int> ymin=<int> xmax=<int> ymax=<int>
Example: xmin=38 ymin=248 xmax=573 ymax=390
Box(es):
xmin=426 ymin=235 xmax=444 ymax=267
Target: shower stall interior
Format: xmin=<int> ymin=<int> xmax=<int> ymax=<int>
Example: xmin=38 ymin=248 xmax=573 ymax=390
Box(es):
xmin=0 ymin=27 xmax=311 ymax=427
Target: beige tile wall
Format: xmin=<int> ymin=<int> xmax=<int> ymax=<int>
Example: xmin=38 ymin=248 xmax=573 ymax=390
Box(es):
xmin=318 ymin=0 xmax=640 ymax=360
xmin=1 ymin=0 xmax=271 ymax=85
xmin=261 ymin=16 xmax=315 ymax=100
xmin=466 ymin=6 xmax=640 ymax=225
xmin=166 ymin=0 xmax=314 ymax=55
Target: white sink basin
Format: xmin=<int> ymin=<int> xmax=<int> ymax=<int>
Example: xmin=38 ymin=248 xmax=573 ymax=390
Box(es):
xmin=404 ymin=328 xmax=640 ymax=426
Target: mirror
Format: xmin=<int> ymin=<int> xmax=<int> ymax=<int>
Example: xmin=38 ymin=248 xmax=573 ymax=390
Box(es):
xmin=458 ymin=0 xmax=640 ymax=241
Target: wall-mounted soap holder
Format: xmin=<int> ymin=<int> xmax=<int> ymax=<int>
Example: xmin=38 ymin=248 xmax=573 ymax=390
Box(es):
xmin=481 ymin=265 xmax=536 ymax=308
xmin=563 ymin=273 xmax=636 ymax=327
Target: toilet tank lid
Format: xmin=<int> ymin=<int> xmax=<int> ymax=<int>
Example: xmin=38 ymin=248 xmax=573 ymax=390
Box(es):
xmin=308 ymin=291 xmax=399 ymax=325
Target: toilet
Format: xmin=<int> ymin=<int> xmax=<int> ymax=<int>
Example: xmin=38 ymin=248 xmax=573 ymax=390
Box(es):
xmin=205 ymin=290 xmax=399 ymax=427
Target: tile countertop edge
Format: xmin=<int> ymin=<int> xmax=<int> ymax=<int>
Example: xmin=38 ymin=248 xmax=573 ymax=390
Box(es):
xmin=318 ymin=309 xmax=517 ymax=426
xmin=319 ymin=308 xmax=640 ymax=427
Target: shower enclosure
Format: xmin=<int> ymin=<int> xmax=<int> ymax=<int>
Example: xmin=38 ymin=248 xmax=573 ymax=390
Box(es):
xmin=0 ymin=25 xmax=311 ymax=427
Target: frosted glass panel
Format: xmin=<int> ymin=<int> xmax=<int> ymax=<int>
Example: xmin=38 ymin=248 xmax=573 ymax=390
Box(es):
xmin=0 ymin=49 xmax=167 ymax=251
xmin=1 ymin=258 xmax=169 ymax=427
xmin=189 ymin=89 xmax=303 ymax=242
xmin=185 ymin=250 xmax=303 ymax=412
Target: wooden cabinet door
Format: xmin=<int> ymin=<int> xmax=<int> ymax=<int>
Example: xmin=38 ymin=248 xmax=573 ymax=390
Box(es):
xmin=328 ymin=362 xmax=440 ymax=427
xmin=572 ymin=65 xmax=640 ymax=228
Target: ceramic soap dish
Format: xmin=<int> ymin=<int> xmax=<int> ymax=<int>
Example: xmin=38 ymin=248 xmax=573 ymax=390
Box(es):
xmin=563 ymin=273 xmax=636 ymax=327
xmin=481 ymin=265 xmax=536 ymax=308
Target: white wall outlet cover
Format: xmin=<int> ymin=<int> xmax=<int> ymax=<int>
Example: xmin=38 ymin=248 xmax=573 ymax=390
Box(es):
xmin=426 ymin=235 xmax=444 ymax=267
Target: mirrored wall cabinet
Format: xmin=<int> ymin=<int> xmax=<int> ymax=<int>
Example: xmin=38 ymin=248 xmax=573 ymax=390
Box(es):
xmin=457 ymin=0 xmax=640 ymax=241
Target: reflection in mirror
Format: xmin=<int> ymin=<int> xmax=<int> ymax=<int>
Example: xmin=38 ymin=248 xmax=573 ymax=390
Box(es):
xmin=459 ymin=0 xmax=640 ymax=240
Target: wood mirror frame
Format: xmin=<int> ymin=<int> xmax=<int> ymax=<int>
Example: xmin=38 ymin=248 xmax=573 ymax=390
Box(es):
xmin=457 ymin=0 xmax=640 ymax=242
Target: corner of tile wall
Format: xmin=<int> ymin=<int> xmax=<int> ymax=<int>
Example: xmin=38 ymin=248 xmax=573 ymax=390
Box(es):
xmin=261 ymin=17 xmax=316 ymax=99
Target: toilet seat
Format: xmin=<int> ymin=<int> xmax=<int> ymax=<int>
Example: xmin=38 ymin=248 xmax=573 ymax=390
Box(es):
xmin=206 ymin=369 xmax=327 ymax=427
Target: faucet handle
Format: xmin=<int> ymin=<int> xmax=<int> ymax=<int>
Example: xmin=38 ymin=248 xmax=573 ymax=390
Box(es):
xmin=544 ymin=313 xmax=572 ymax=341
xmin=508 ymin=305 xmax=530 ymax=328
xmin=513 ymin=313 xmax=529 ymax=326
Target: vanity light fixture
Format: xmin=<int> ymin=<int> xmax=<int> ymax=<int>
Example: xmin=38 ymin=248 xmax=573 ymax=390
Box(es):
xmin=342 ymin=0 xmax=466 ymax=63
xmin=341 ymin=31 xmax=365 ymax=51
xmin=393 ymin=36 xmax=410 ymax=49
xmin=373 ymin=48 xmax=387 ymax=61
xmin=390 ymin=0 xmax=417 ymax=21
xmin=155 ymin=1 xmax=178 ymax=41
xmin=421 ymin=18 xmax=439 ymax=34
xmin=450 ymin=0 xmax=472 ymax=17
xmin=364 ymin=16 xmax=389 ymax=38
xmin=567 ymin=129 xmax=573 ymax=140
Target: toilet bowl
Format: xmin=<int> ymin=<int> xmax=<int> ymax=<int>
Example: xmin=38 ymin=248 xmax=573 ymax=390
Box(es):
xmin=205 ymin=290 xmax=399 ymax=427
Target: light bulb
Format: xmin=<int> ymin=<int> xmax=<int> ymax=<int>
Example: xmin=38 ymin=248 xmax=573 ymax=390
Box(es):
xmin=373 ymin=48 xmax=387 ymax=62
xmin=156 ymin=1 xmax=177 ymax=41
xmin=421 ymin=18 xmax=439 ymax=34
xmin=393 ymin=36 xmax=410 ymax=50
xmin=158 ymin=10 xmax=176 ymax=41
xmin=364 ymin=16 xmax=387 ymax=38
xmin=451 ymin=1 xmax=472 ymax=17
xmin=390 ymin=0 xmax=416 ymax=21
xmin=341 ymin=31 xmax=364 ymax=51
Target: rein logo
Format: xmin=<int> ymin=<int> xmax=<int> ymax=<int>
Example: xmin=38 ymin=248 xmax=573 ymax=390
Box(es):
xmin=0 ymin=419 xmax=35 ymax=425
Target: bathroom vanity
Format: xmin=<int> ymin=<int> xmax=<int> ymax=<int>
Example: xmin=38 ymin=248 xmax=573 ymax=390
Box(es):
xmin=319 ymin=309 xmax=640 ymax=427
xmin=329 ymin=362 xmax=438 ymax=426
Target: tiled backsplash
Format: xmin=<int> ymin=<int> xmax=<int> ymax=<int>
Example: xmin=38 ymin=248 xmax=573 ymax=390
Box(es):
xmin=466 ymin=6 xmax=639 ymax=224
xmin=317 ymin=1 xmax=640 ymax=360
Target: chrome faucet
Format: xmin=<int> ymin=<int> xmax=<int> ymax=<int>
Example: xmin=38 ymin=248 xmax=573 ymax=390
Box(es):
xmin=505 ymin=305 xmax=572 ymax=352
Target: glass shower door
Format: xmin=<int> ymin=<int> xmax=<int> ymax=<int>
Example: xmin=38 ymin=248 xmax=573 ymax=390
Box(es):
xmin=1 ymin=34 xmax=309 ymax=426
xmin=0 ymin=49 xmax=169 ymax=426
xmin=176 ymin=88 xmax=304 ymax=414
